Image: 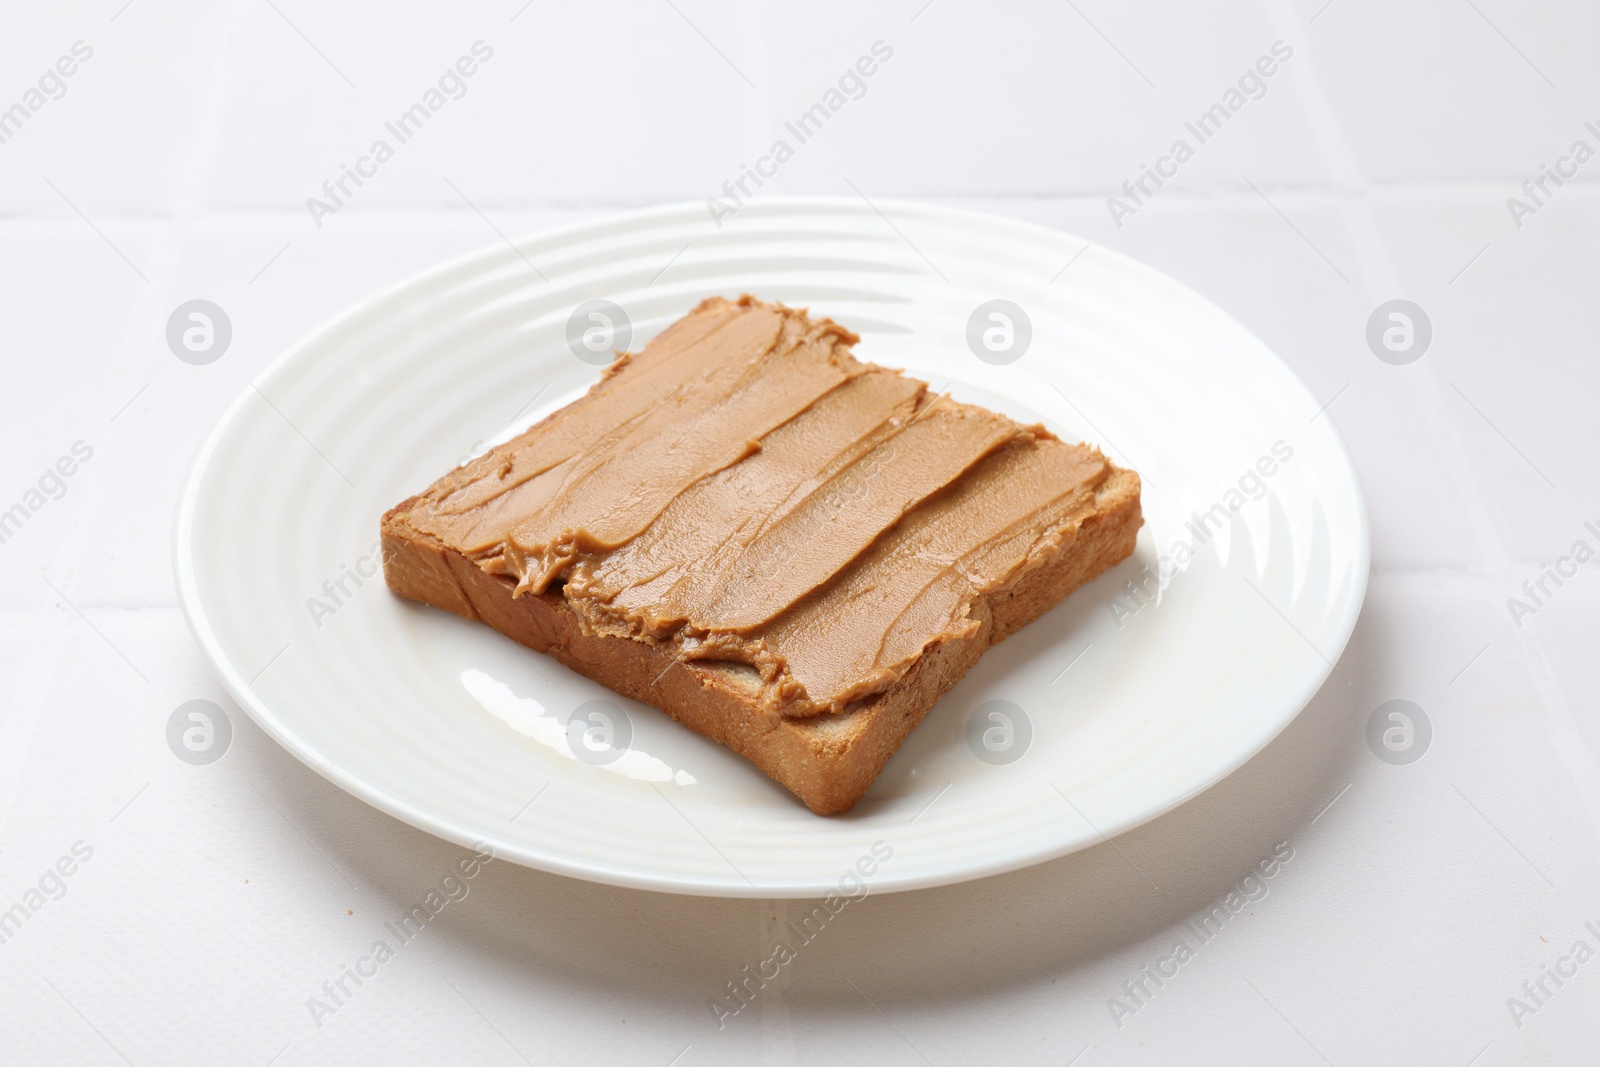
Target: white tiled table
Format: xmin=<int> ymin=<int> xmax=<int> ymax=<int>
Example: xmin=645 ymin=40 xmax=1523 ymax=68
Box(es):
xmin=2 ymin=1 xmax=1597 ymax=1063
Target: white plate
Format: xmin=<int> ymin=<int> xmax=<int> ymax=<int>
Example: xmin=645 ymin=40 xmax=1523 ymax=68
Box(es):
xmin=175 ymin=198 xmax=1368 ymax=897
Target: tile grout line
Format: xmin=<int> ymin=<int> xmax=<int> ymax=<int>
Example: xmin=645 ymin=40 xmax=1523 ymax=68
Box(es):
xmin=1265 ymin=0 xmax=1517 ymax=576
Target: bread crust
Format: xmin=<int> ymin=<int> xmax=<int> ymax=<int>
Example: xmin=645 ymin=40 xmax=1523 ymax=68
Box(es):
xmin=381 ymin=467 xmax=1141 ymax=814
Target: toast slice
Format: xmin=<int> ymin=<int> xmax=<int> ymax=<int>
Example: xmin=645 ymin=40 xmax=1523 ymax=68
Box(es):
xmin=382 ymin=295 xmax=1141 ymax=814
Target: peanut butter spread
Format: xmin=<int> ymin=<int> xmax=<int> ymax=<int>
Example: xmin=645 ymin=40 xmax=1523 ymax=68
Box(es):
xmin=406 ymin=295 xmax=1115 ymax=717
